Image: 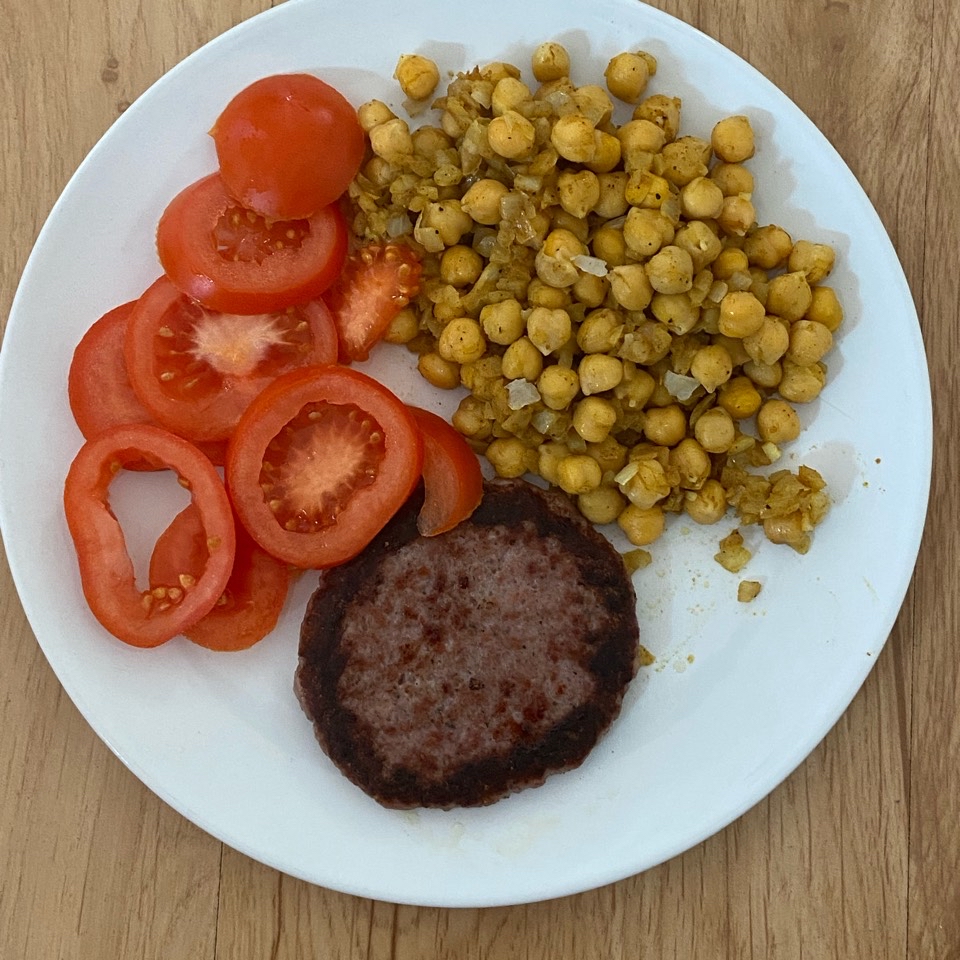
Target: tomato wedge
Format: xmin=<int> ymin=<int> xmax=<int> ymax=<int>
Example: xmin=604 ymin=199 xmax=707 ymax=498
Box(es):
xmin=408 ymin=406 xmax=484 ymax=536
xmin=63 ymin=424 xmax=236 ymax=648
xmin=156 ymin=173 xmax=348 ymax=315
xmin=150 ymin=503 xmax=290 ymax=651
xmin=225 ymin=365 xmax=423 ymax=568
xmin=124 ymin=275 xmax=339 ymax=443
xmin=211 ymin=73 xmax=365 ymax=221
xmin=324 ymin=242 xmax=422 ymax=362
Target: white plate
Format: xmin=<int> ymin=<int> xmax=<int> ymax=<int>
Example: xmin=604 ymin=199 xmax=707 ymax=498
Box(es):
xmin=0 ymin=0 xmax=931 ymax=907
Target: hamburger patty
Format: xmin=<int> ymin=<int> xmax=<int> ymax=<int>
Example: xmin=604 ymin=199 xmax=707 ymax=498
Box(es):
xmin=295 ymin=477 xmax=639 ymax=808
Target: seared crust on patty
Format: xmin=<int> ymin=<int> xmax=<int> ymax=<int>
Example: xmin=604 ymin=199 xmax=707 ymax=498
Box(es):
xmin=295 ymin=478 xmax=639 ymax=809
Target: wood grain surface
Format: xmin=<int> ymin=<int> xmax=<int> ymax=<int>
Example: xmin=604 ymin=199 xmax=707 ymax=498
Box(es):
xmin=1 ymin=0 xmax=956 ymax=957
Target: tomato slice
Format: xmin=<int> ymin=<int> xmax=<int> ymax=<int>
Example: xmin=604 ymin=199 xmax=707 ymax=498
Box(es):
xmin=211 ymin=73 xmax=365 ymax=221
xmin=68 ymin=298 xmax=228 ymax=464
xmin=63 ymin=423 xmax=236 ymax=648
xmin=408 ymin=406 xmax=484 ymax=536
xmin=156 ymin=173 xmax=348 ymax=315
xmin=324 ymin=242 xmax=422 ymax=362
xmin=149 ymin=503 xmax=290 ymax=651
xmin=124 ymin=275 xmax=339 ymax=443
xmin=225 ymin=365 xmax=424 ymax=568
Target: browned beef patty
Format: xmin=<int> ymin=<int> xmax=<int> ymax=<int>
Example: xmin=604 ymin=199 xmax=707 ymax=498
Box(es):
xmin=295 ymin=477 xmax=639 ymax=809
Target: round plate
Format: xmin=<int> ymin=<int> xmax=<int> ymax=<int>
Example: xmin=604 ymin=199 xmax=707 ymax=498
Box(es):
xmin=0 ymin=0 xmax=931 ymax=907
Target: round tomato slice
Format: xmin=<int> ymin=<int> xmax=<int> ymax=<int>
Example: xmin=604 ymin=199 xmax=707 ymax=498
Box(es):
xmin=156 ymin=173 xmax=348 ymax=314
xmin=124 ymin=275 xmax=339 ymax=443
xmin=211 ymin=73 xmax=365 ymax=221
xmin=149 ymin=503 xmax=290 ymax=651
xmin=225 ymin=365 xmax=424 ymax=568
xmin=63 ymin=423 xmax=236 ymax=648
xmin=408 ymin=406 xmax=484 ymax=536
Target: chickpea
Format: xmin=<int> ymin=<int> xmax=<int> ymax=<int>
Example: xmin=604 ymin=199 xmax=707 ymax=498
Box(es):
xmin=558 ymin=169 xmax=601 ymax=219
xmin=788 ymin=240 xmax=835 ymax=284
xmin=572 ymin=272 xmax=608 ymax=308
xmin=805 ymin=285 xmax=844 ymax=332
xmin=491 ymin=77 xmax=532 ymax=116
xmin=645 ymin=245 xmax=695 ymax=295
xmin=587 ymin=435 xmax=629 ymax=474
xmin=604 ymin=51 xmax=652 ymax=103
xmin=572 ymin=85 xmax=614 ymax=127
xmin=609 ymin=264 xmax=654 ymax=311
xmin=757 ymin=398 xmax=802 ymax=443
xmin=460 ymin=178 xmax=509 ymax=225
xmin=452 ymin=394 xmax=492 ymax=441
xmin=693 ymin=406 xmax=735 ymax=453
xmin=357 ymin=99 xmax=396 ymax=132
xmin=591 ymin=225 xmax=628 ymax=266
xmin=674 ymin=220 xmax=722 ymax=271
xmin=535 ymin=228 xmax=586 ymax=288
xmin=501 ymin=336 xmax=544 ymax=382
xmin=538 ymin=365 xmax=580 ymax=410
xmin=680 ymin=176 xmax=725 ymax=221
xmin=711 ymin=115 xmax=755 ymax=163
xmin=586 ymin=131 xmax=623 ymax=174
xmin=527 ymin=278 xmax=572 ymax=310
xmin=578 ymin=308 xmax=625 ymax=354
xmin=787 ymin=319 xmax=833 ymax=365
xmin=766 ymin=271 xmax=813 ymax=321
xmin=708 ymin=162 xmax=754 ymax=197
xmin=438 ymin=317 xmax=486 ymax=364
xmin=623 ymin=207 xmax=674 ymax=258
xmin=394 ymin=54 xmax=440 ymax=101
xmin=557 ymin=454 xmax=603 ymax=494
xmin=593 ymin=172 xmax=630 ymax=219
xmin=717 ymin=375 xmax=762 ymax=419
xmin=717 ymin=195 xmax=756 ymax=237
xmin=480 ymin=298 xmax=525 ymax=346
xmin=684 ymin=479 xmax=727 ymax=524
xmin=650 ymin=292 xmax=700 ymax=335
xmin=383 ymin=306 xmax=420 ymax=345
xmin=578 ymin=353 xmax=624 ymax=396
xmin=615 ymin=365 xmax=657 ymax=410
xmin=526 ymin=306 xmax=572 ymax=356
xmin=486 ymin=437 xmax=531 ymax=478
xmin=578 ymin=485 xmax=628 ymax=525
xmin=537 ymin=441 xmax=572 ymax=485
xmin=625 ymin=169 xmax=675 ymax=209
xmin=742 ymin=359 xmax=782 ymax=390
xmin=712 ymin=246 xmax=750 ymax=281
xmin=690 ymin=343 xmax=734 ymax=392
xmin=551 ymin=114 xmax=598 ymax=163
xmin=573 ymin=396 xmax=618 ymax=443
xmin=743 ymin=316 xmax=789 ymax=365
xmin=670 ymin=437 xmax=712 ymax=489
xmin=411 ymin=124 xmax=452 ymax=161
xmin=633 ymin=93 xmax=681 ymax=142
xmin=417 ymin=351 xmax=461 ymax=390
xmin=643 ymin=403 xmax=687 ymax=446
xmin=617 ymin=117 xmax=667 ymax=166
xmin=419 ymin=199 xmax=472 ymax=247
xmin=778 ymin=359 xmax=826 ymax=403
xmin=487 ymin=110 xmax=536 ymax=160
xmin=440 ymin=244 xmax=484 ymax=287
xmin=717 ymin=290 xmax=765 ymax=339
xmin=618 ymin=503 xmax=666 ymax=546
xmin=531 ymin=41 xmax=570 ymax=82
xmin=659 ymin=136 xmax=711 ymax=187
xmin=744 ymin=225 xmax=793 ymax=269
xmin=368 ymin=117 xmax=414 ymax=163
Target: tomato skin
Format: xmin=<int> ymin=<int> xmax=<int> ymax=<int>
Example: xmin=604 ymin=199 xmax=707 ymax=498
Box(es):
xmin=225 ymin=365 xmax=424 ymax=568
xmin=149 ymin=504 xmax=290 ymax=651
xmin=156 ymin=173 xmax=348 ymax=315
xmin=124 ymin=275 xmax=339 ymax=442
xmin=324 ymin=242 xmax=422 ymax=363
xmin=63 ymin=424 xmax=236 ymax=648
xmin=211 ymin=73 xmax=365 ymax=221
xmin=408 ymin=407 xmax=484 ymax=536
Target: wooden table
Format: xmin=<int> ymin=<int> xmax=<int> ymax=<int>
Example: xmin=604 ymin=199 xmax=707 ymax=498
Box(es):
xmin=1 ymin=1 xmax=956 ymax=956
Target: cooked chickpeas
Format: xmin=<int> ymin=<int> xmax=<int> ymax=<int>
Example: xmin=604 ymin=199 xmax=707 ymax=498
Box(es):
xmin=438 ymin=317 xmax=486 ymax=364
xmin=394 ymin=54 xmax=440 ymax=101
xmin=757 ymin=398 xmax=802 ymax=444
xmin=353 ymin=40 xmax=843 ymax=560
xmin=711 ymin=115 xmax=755 ymax=163
xmin=604 ymin=51 xmax=652 ymax=104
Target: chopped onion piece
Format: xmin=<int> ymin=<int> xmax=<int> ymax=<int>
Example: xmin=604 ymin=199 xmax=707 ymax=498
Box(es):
xmin=664 ymin=369 xmax=702 ymax=401
xmin=614 ymin=461 xmax=640 ymax=486
xmin=571 ymin=254 xmax=609 ymax=277
xmin=506 ymin=378 xmax=541 ymax=410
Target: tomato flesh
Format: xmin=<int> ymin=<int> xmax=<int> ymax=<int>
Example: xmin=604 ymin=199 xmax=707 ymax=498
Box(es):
xmin=63 ymin=424 xmax=236 ymax=648
xmin=150 ymin=504 xmax=290 ymax=651
xmin=124 ymin=275 xmax=339 ymax=442
xmin=156 ymin=173 xmax=348 ymax=315
xmin=211 ymin=73 xmax=365 ymax=221
xmin=408 ymin=406 xmax=484 ymax=536
xmin=226 ymin=365 xmax=423 ymax=568
xmin=324 ymin=242 xmax=422 ymax=362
